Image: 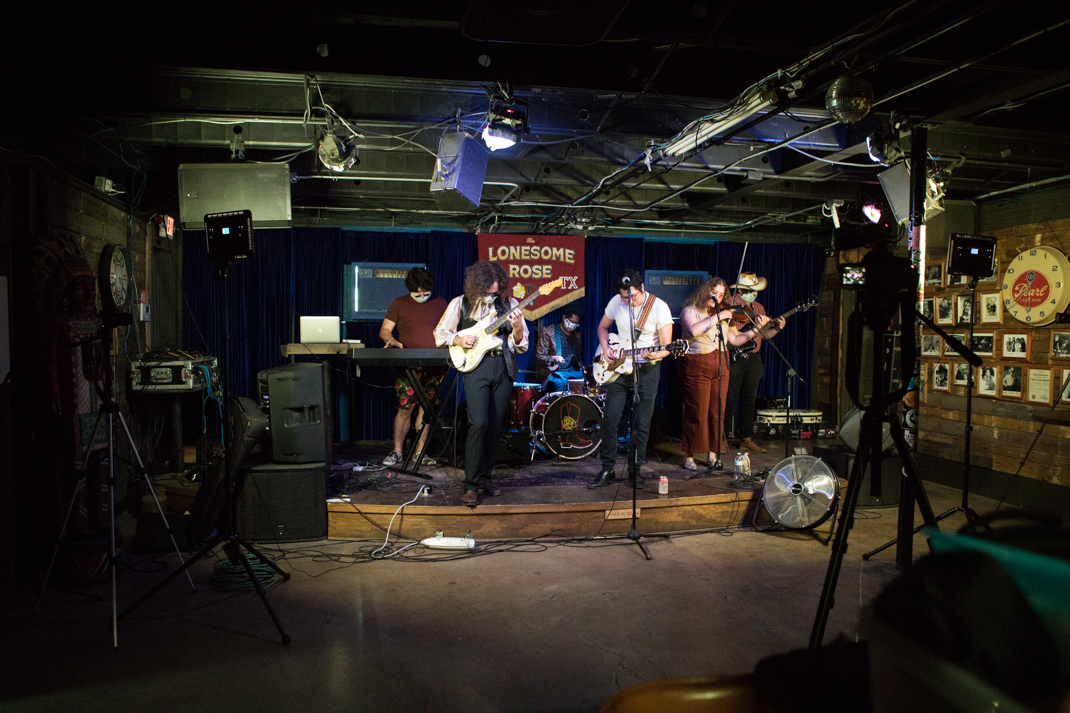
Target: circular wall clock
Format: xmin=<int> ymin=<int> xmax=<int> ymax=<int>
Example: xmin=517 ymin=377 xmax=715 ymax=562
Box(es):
xmin=98 ymin=244 xmax=130 ymax=312
xmin=1001 ymin=246 xmax=1070 ymax=326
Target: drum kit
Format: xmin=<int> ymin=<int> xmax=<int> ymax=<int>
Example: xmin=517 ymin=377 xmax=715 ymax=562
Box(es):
xmin=507 ymin=368 xmax=606 ymax=460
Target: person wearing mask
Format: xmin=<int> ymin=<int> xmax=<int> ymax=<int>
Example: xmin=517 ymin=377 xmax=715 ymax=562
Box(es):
xmin=535 ymin=304 xmax=584 ymax=393
xmin=380 ymin=267 xmax=448 ymax=467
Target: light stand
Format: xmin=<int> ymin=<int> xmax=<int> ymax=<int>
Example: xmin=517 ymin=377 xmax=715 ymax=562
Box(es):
xmin=35 ymin=310 xmax=194 ymax=647
xmin=862 ymin=302 xmax=985 ymax=560
xmin=120 ymin=212 xmax=292 ymax=644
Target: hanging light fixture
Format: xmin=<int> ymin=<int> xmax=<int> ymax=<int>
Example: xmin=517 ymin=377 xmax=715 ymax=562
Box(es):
xmin=481 ymin=82 xmax=528 ymax=152
xmin=825 ymin=75 xmax=873 ymax=124
xmin=318 ymin=132 xmax=359 ymax=172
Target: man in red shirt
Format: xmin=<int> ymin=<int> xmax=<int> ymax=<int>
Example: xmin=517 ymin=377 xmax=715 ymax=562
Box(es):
xmin=379 ymin=267 xmax=448 ymax=466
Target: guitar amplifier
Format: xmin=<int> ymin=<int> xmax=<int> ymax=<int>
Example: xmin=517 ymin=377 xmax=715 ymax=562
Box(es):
xmin=131 ymin=356 xmax=218 ymax=391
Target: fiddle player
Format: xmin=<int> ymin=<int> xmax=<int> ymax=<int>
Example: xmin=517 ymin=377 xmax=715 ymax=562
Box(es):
xmin=723 ymin=273 xmax=784 ymax=454
xmin=535 ymin=304 xmax=584 ymax=393
xmin=434 ymin=261 xmax=528 ymax=508
xmin=679 ymin=278 xmax=772 ymax=471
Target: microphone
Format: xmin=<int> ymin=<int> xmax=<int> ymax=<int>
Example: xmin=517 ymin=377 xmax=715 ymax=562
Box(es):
xmin=620 ymin=276 xmax=631 ymax=286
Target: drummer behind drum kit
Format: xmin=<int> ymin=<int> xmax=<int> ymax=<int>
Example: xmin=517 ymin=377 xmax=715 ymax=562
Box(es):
xmin=507 ymin=375 xmax=607 ymax=460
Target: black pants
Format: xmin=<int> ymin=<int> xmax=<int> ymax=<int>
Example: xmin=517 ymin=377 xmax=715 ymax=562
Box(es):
xmin=462 ymin=354 xmax=513 ymax=489
xmin=725 ymin=352 xmax=764 ymax=438
xmin=599 ymin=363 xmax=660 ymax=472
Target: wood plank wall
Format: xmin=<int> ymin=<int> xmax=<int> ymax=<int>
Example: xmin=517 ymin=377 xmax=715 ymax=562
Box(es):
xmin=918 ymin=218 xmax=1070 ymax=487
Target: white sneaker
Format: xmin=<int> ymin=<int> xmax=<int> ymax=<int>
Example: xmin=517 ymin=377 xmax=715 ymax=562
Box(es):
xmin=419 ymin=455 xmax=438 ymax=467
xmin=382 ymin=451 xmax=403 ymax=466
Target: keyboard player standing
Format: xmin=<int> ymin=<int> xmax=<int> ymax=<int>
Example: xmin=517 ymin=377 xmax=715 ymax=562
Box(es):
xmin=379 ymin=267 xmax=448 ymax=467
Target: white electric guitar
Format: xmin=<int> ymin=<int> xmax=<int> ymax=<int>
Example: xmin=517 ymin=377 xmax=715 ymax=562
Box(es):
xmin=591 ymin=334 xmax=688 ymax=385
xmin=449 ymin=278 xmax=562 ymax=373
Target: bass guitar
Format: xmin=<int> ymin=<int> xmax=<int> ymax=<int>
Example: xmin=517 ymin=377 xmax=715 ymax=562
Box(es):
xmin=449 ymin=278 xmax=562 ymax=372
xmin=728 ymin=295 xmax=818 ymax=362
xmin=591 ymin=333 xmax=688 ymax=385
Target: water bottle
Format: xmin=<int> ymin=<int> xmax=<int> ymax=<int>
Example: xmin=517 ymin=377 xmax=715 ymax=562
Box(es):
xmin=734 ymin=452 xmax=743 ymax=474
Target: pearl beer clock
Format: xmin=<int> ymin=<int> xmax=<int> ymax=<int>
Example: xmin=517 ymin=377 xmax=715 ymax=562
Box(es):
xmin=1001 ymin=247 xmax=1070 ymax=325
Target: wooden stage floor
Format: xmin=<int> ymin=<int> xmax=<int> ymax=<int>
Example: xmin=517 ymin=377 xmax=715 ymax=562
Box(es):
xmin=326 ymin=436 xmax=839 ymax=542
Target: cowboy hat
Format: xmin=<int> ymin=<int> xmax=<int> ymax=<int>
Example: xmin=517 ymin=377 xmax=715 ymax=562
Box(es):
xmin=729 ymin=272 xmax=767 ymax=291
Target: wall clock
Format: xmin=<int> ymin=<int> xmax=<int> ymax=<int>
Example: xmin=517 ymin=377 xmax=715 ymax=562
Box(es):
xmin=1001 ymin=246 xmax=1070 ymax=326
xmin=98 ymin=244 xmax=130 ymax=312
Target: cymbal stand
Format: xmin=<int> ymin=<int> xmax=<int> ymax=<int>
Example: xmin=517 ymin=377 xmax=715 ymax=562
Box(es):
xmin=35 ymin=311 xmax=194 ymax=648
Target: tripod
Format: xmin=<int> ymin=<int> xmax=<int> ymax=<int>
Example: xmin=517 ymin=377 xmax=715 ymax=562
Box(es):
xmin=120 ymin=252 xmax=292 ymax=644
xmin=35 ymin=310 xmax=194 ymax=648
xmin=811 ymin=297 xmax=938 ymax=647
xmin=862 ymin=301 xmax=986 ymax=560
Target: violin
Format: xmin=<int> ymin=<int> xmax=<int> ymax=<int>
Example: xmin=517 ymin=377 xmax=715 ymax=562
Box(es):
xmin=712 ymin=298 xmax=759 ymax=326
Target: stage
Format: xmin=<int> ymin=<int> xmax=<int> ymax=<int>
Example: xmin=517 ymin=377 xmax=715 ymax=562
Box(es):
xmin=325 ymin=436 xmax=839 ymax=542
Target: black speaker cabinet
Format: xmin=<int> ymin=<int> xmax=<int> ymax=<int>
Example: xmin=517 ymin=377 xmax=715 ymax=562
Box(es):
xmin=258 ymin=362 xmax=331 ymax=463
xmin=813 ymin=444 xmax=901 ymax=508
xmin=236 ymin=460 xmax=328 ymax=543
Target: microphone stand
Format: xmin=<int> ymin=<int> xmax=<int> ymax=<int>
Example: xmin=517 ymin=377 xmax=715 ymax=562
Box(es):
xmin=742 ymin=310 xmax=805 ymax=460
xmin=621 ymin=283 xmax=665 ymax=560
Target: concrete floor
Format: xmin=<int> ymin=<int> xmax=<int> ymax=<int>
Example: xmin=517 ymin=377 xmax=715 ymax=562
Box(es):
xmin=1 ymin=478 xmax=998 ymax=713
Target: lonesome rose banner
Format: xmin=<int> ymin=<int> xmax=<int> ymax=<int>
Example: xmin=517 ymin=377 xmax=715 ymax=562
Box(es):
xmin=477 ymin=233 xmax=585 ymax=319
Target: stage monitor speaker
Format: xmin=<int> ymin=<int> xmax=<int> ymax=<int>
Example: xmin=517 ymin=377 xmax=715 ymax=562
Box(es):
xmin=237 ymin=459 xmax=328 ymax=543
xmin=258 ymin=362 xmax=331 ymax=463
xmin=430 ymin=132 xmax=488 ymax=209
xmin=178 ymin=163 xmax=292 ymax=229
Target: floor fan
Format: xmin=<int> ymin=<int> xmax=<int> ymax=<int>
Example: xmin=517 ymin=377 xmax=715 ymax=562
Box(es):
xmin=755 ymin=455 xmax=840 ymax=544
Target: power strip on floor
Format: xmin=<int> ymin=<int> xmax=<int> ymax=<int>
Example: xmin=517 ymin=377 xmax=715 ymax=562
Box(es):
xmin=420 ymin=535 xmax=476 ymax=550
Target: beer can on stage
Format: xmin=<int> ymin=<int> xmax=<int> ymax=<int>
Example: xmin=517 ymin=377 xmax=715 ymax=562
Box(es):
xmin=658 ymin=476 xmax=668 ymax=495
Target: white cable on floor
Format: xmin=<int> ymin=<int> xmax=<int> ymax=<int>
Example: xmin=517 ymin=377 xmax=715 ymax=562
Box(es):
xmin=371 ymin=485 xmax=428 ymax=558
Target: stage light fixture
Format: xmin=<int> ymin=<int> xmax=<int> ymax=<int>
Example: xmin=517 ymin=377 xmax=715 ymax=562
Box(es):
xmin=862 ymin=202 xmax=882 ymax=224
xmin=481 ymin=82 xmax=528 ymax=152
xmin=825 ymin=75 xmax=873 ymax=124
xmin=318 ymin=133 xmax=360 ymax=172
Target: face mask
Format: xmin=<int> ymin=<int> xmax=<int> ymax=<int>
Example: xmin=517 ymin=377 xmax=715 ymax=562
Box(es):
xmin=563 ymin=318 xmax=580 ymax=331
xmin=741 ymin=291 xmax=757 ymax=303
xmin=410 ymin=292 xmax=431 ymax=303
xmin=482 ymin=293 xmax=498 ymax=305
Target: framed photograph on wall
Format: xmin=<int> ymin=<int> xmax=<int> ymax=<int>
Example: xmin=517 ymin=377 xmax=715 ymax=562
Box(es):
xmin=953 ymin=363 xmax=971 ymax=386
xmin=1059 ymin=369 xmax=1070 ymax=406
xmin=936 ymin=296 xmax=954 ymax=325
xmin=1001 ymin=365 xmax=1023 ymax=399
xmin=956 ymin=295 xmax=974 ymax=325
xmin=924 ymin=262 xmax=943 ymax=287
xmin=978 ymin=258 xmax=999 ymax=284
xmin=922 ymin=298 xmax=934 ymax=322
xmin=1052 ymin=332 xmax=1070 ymax=360
xmin=947 ymin=274 xmax=970 ymax=286
xmin=1002 ymin=332 xmax=1030 ymax=360
xmin=977 ymin=365 xmax=998 ymax=397
xmin=922 ymin=334 xmax=942 ymax=356
xmin=1027 ymin=368 xmax=1053 ymax=405
xmin=969 ymin=332 xmax=994 ymax=357
xmin=980 ymin=292 xmax=1002 ymax=324
xmin=932 ymin=363 xmax=950 ymax=391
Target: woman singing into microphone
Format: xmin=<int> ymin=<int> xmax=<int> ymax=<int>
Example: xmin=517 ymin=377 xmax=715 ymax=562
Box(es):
xmin=679 ymin=277 xmax=774 ymax=471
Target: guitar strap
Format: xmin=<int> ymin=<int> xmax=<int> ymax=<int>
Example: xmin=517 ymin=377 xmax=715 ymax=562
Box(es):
xmin=632 ymin=292 xmax=657 ymax=344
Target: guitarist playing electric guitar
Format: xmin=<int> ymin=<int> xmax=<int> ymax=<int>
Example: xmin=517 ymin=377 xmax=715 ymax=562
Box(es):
xmin=589 ymin=269 xmax=675 ymax=490
xmin=435 ymin=261 xmax=531 ymax=508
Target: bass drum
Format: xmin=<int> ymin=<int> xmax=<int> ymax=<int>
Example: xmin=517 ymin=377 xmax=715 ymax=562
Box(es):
xmin=530 ymin=393 xmax=602 ymax=459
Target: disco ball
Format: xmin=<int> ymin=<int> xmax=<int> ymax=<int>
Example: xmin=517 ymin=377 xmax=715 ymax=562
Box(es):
xmin=825 ymin=76 xmax=873 ymax=124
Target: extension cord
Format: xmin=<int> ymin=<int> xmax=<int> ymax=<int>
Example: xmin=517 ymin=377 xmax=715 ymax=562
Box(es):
xmin=420 ymin=535 xmax=476 ymax=550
